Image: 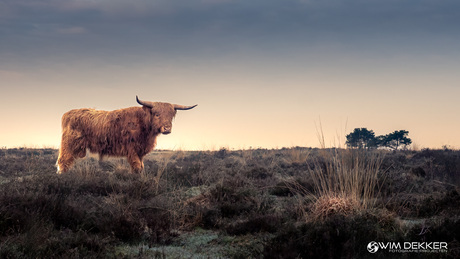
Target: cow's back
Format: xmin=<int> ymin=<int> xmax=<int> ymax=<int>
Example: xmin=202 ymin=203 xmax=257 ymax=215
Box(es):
xmin=62 ymin=108 xmax=93 ymax=130
xmin=61 ymin=107 xmax=151 ymax=157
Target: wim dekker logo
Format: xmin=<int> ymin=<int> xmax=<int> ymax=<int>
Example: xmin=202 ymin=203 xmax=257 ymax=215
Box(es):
xmin=367 ymin=241 xmax=448 ymax=254
xmin=367 ymin=241 xmax=379 ymax=253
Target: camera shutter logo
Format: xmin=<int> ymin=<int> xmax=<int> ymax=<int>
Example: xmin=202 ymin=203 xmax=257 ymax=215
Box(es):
xmin=368 ymin=241 xmax=379 ymax=253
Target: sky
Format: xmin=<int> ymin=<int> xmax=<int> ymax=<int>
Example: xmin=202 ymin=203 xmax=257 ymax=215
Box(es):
xmin=1 ymin=0 xmax=460 ymax=150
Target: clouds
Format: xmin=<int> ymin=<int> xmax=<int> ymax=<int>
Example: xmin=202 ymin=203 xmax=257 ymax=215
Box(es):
xmin=1 ymin=0 xmax=460 ymax=70
xmin=56 ymin=26 xmax=87 ymax=35
xmin=4 ymin=0 xmax=460 ymax=32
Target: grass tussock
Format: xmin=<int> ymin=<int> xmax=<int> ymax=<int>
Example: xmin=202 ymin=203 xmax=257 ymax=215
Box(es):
xmin=285 ymin=148 xmax=385 ymax=221
xmin=312 ymin=194 xmax=359 ymax=219
xmin=0 ymin=147 xmax=459 ymax=258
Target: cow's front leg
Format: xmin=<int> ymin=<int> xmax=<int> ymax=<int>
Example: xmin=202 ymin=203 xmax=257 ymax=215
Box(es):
xmin=128 ymin=153 xmax=144 ymax=173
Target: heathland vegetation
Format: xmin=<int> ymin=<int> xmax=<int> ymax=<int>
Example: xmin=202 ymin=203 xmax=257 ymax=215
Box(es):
xmin=0 ymin=147 xmax=459 ymax=258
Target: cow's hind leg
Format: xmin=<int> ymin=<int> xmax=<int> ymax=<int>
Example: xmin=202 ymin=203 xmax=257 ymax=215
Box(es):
xmin=56 ymin=133 xmax=86 ymax=174
xmin=57 ymin=148 xmax=86 ymax=174
xmin=56 ymin=149 xmax=76 ymax=174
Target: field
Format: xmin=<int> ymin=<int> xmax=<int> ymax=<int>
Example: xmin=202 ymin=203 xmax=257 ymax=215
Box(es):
xmin=0 ymin=147 xmax=459 ymax=258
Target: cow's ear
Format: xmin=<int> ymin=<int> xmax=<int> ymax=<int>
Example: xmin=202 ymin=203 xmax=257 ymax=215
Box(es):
xmin=147 ymin=107 xmax=156 ymax=115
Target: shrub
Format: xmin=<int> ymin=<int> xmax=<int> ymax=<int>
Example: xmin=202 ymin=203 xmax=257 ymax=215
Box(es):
xmin=264 ymin=211 xmax=404 ymax=259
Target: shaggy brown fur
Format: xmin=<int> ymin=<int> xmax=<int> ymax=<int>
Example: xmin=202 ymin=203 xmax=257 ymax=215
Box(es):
xmin=57 ymin=100 xmax=195 ymax=173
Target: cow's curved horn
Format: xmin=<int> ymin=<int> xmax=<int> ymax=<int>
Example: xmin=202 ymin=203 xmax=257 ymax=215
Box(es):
xmin=174 ymin=104 xmax=197 ymax=110
xmin=136 ymin=96 xmax=154 ymax=108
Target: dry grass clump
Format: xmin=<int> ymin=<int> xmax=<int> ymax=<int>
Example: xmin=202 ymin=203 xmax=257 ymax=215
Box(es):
xmin=71 ymin=158 xmax=99 ymax=179
xmin=313 ymin=149 xmax=384 ymax=209
xmin=285 ymin=147 xmax=311 ymax=164
xmin=311 ymin=194 xmax=359 ymax=220
xmin=287 ymin=148 xmax=385 ymax=221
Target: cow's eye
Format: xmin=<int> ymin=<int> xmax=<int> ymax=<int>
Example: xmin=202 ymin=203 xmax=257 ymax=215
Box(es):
xmin=155 ymin=114 xmax=160 ymax=118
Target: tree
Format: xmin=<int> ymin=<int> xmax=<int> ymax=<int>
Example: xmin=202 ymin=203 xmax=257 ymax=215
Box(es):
xmin=345 ymin=128 xmax=412 ymax=150
xmin=381 ymin=130 xmax=412 ymax=150
xmin=345 ymin=128 xmax=376 ymax=149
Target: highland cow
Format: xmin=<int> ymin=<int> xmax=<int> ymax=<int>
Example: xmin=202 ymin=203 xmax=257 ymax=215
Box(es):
xmin=56 ymin=96 xmax=197 ymax=173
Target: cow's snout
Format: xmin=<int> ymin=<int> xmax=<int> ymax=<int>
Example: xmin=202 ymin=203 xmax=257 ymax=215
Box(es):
xmin=161 ymin=126 xmax=172 ymax=134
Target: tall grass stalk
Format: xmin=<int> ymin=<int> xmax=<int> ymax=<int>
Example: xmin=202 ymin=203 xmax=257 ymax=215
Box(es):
xmin=148 ymin=151 xmax=176 ymax=194
xmin=72 ymin=158 xmax=99 ymax=179
xmin=315 ymin=118 xmax=326 ymax=149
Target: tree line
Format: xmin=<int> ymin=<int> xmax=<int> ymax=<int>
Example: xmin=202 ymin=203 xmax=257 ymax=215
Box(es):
xmin=345 ymin=128 xmax=412 ymax=150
